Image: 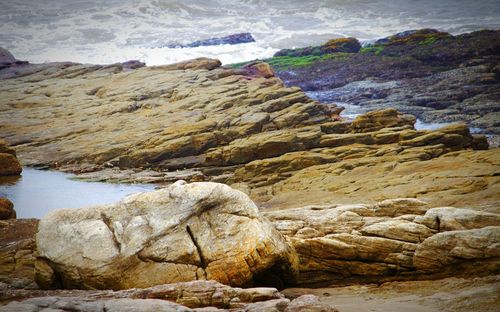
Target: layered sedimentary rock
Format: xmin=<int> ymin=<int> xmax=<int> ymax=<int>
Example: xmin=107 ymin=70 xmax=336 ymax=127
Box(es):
xmin=0 ymin=48 xmax=498 ymax=210
xmin=264 ymin=198 xmax=500 ymax=286
xmin=35 ymin=181 xmax=298 ymax=290
xmin=246 ymin=30 xmax=500 ymax=142
xmin=0 ymin=218 xmax=38 ymax=289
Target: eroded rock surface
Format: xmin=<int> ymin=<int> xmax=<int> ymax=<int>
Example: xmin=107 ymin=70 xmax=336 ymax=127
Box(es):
xmin=0 ymin=198 xmax=16 ymax=220
xmin=1 ymin=280 xmax=334 ymax=311
xmin=0 ymin=140 xmax=22 ymax=176
xmin=0 ymin=218 xmax=38 ymax=289
xmin=35 ymin=181 xmax=298 ymax=290
xmin=0 ymin=52 xmax=497 ymax=210
xmin=264 ymin=198 xmax=500 ymax=286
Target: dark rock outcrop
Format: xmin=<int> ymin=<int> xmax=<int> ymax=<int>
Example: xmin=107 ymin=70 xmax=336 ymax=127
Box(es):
xmin=166 ymin=33 xmax=255 ymax=48
xmin=274 ymin=37 xmax=361 ymax=57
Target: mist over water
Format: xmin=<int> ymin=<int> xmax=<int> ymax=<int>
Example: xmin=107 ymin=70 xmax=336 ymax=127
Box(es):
xmin=1 ymin=0 xmax=499 ymax=65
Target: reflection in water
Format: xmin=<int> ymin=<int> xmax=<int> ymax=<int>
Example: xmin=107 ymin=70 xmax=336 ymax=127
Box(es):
xmin=0 ymin=168 xmax=155 ymax=219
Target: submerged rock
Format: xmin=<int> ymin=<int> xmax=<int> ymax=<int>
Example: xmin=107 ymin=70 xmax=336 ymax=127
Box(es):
xmin=165 ymin=32 xmax=255 ymax=48
xmin=35 ymin=181 xmax=298 ymax=290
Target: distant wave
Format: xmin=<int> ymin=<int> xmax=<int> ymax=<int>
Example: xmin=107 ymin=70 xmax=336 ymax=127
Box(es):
xmin=1 ymin=0 xmax=499 ymax=65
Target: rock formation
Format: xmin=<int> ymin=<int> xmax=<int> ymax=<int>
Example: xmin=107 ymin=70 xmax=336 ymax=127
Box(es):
xmin=0 ymin=140 xmax=22 ymax=176
xmin=240 ymin=30 xmax=500 ymax=144
xmin=35 ymin=181 xmax=298 ymax=290
xmin=1 ymin=280 xmax=335 ymax=312
xmin=265 ymin=198 xmax=500 ymax=286
xmin=165 ymin=32 xmax=255 ymax=48
xmin=1 ymin=53 xmax=497 ymax=210
xmin=274 ymin=37 xmax=361 ymax=57
xmin=0 ymin=218 xmax=38 ymax=289
xmin=0 ymin=198 xmax=16 ymax=219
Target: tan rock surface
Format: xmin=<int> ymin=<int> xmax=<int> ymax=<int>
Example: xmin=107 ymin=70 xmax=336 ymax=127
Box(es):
xmin=0 ymin=218 xmax=38 ymax=289
xmin=35 ymin=181 xmax=298 ymax=290
xmin=264 ymin=198 xmax=500 ymax=286
xmin=0 ymin=59 xmax=497 ymax=210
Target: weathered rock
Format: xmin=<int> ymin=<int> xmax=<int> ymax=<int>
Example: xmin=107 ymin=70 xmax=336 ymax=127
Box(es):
xmin=35 ymin=181 xmax=298 ymax=290
xmin=0 ymin=218 xmax=38 ymax=289
xmin=0 ymin=53 xmax=498 ymax=211
xmin=1 ymin=280 xmax=340 ymax=311
xmin=375 ymin=28 xmax=451 ymax=45
xmin=0 ymin=140 xmax=22 ymax=176
xmin=238 ymin=61 xmax=275 ymax=78
xmin=264 ymin=199 xmax=500 ymax=286
xmin=274 ymin=37 xmax=361 ymax=57
xmin=166 ymin=32 xmax=255 ymax=48
xmin=0 ymin=197 xmax=16 ymax=219
xmin=0 ymin=153 xmax=22 ymax=176
xmin=269 ymin=29 xmax=500 ymax=143
xmin=0 ymin=47 xmax=16 ymax=64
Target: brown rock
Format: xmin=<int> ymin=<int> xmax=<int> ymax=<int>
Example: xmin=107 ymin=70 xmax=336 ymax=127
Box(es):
xmin=0 ymin=197 xmax=16 ymax=219
xmin=0 ymin=218 xmax=38 ymax=289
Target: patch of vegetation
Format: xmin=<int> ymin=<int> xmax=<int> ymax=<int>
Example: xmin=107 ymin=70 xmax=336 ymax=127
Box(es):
xmin=227 ymin=53 xmax=355 ymax=70
xmin=360 ymin=45 xmax=385 ymax=55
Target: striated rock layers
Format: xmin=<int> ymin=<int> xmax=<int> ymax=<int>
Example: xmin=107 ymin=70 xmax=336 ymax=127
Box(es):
xmin=265 ymin=198 xmax=500 ymax=286
xmin=0 ymin=52 xmax=498 ymax=209
xmin=2 ymin=185 xmax=498 ymax=293
xmin=0 ymin=218 xmax=38 ymax=289
xmin=35 ymin=181 xmax=298 ymax=290
xmin=255 ymin=30 xmax=500 ymax=142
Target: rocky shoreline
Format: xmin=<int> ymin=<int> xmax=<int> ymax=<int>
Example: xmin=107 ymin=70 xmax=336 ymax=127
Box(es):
xmin=0 ymin=29 xmax=499 ymax=311
xmin=234 ymin=29 xmax=500 ymax=146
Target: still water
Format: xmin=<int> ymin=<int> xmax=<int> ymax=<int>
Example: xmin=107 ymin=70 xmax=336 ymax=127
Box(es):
xmin=0 ymin=167 xmax=155 ymax=219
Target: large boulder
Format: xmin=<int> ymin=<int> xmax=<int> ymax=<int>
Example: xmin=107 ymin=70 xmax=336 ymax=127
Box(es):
xmin=35 ymin=181 xmax=299 ymax=290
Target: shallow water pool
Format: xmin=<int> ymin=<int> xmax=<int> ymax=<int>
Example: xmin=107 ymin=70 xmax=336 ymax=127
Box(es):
xmin=0 ymin=168 xmax=155 ymax=219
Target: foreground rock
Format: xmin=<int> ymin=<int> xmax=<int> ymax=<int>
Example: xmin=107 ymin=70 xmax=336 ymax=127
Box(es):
xmin=0 ymin=140 xmax=22 ymax=176
xmin=265 ymin=198 xmax=500 ymax=286
xmin=35 ymin=181 xmax=298 ymax=290
xmin=1 ymin=280 xmax=335 ymax=311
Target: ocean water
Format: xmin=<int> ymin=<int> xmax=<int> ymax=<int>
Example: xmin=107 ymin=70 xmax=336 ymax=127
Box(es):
xmin=1 ymin=0 xmax=499 ymax=65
